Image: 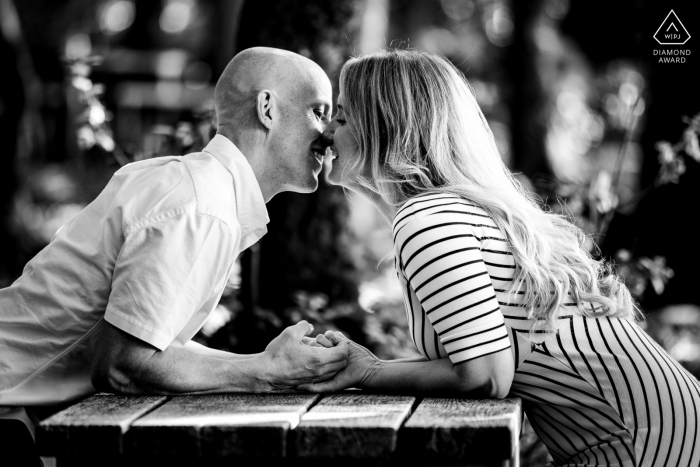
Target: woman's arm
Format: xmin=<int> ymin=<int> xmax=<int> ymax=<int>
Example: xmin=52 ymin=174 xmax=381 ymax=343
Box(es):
xmin=299 ymin=332 xmax=512 ymax=397
xmin=365 ymin=352 xmax=512 ymax=398
xmin=302 ymin=201 xmax=516 ymax=397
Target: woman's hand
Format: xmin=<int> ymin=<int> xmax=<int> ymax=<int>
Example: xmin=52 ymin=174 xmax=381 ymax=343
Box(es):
xmin=297 ymin=331 xmax=381 ymax=393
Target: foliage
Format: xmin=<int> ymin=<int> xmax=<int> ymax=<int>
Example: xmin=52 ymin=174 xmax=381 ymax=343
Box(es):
xmin=608 ymin=112 xmax=699 ymax=301
xmin=655 ymin=114 xmax=700 ymax=184
xmin=645 ymin=304 xmax=700 ymax=377
xmin=540 ymin=93 xmax=699 ymax=303
xmin=613 ymin=250 xmax=674 ymax=299
xmin=67 ymin=56 xmax=123 ymax=163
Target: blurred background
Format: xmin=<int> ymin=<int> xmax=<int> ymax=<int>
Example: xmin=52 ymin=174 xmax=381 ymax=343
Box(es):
xmin=0 ymin=1 xmax=698 ymax=460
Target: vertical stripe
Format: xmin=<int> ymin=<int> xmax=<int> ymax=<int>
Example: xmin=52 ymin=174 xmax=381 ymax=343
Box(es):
xmin=608 ymin=317 xmax=651 ymax=465
xmin=634 ymin=325 xmax=692 ymax=467
xmin=433 ymin=330 xmax=440 ymax=360
xmin=596 ymin=319 xmax=637 ymax=445
xmin=585 ymin=318 xmax=624 ymax=423
xmin=571 ymin=318 xmax=604 ymax=395
xmin=619 ymin=319 xmax=664 ymax=467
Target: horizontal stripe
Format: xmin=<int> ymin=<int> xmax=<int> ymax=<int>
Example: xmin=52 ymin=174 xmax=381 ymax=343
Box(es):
xmin=481 ymin=248 xmax=513 ymax=255
xmin=437 ymin=307 xmax=501 ymax=336
xmin=447 ymin=334 xmax=510 ymax=356
xmin=442 ymin=323 xmax=506 ymax=345
xmin=452 ymin=344 xmax=512 ymax=365
xmin=484 ymin=261 xmax=517 ymax=269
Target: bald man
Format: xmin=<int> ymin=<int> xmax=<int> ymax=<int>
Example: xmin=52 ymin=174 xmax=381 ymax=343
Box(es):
xmin=0 ymin=47 xmax=345 ymax=450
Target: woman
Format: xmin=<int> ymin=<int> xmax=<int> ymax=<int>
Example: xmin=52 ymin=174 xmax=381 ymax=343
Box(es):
xmin=302 ymin=49 xmax=700 ymax=467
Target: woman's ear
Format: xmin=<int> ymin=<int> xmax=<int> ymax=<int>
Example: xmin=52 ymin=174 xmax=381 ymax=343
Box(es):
xmin=256 ymin=90 xmax=275 ymax=129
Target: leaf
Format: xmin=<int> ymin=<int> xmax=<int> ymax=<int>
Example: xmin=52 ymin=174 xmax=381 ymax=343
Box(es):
xmin=684 ymin=129 xmax=700 ymax=162
xmin=650 ymin=275 xmax=665 ymax=295
xmin=655 ymin=141 xmax=675 ymax=164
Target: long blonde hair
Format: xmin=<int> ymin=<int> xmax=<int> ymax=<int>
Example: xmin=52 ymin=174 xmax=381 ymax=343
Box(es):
xmin=340 ymin=49 xmax=639 ymax=330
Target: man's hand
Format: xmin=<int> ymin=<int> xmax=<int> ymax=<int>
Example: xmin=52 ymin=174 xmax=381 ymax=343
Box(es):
xmin=297 ymin=331 xmax=380 ymax=393
xmin=258 ymin=321 xmax=349 ymax=391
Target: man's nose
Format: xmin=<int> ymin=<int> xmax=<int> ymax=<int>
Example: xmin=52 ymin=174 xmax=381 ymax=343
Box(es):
xmin=319 ymin=134 xmax=333 ymax=149
xmin=320 ymin=121 xmax=336 ymax=148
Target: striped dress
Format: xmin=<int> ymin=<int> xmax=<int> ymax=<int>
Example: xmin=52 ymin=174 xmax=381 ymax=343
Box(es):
xmin=392 ymin=193 xmax=700 ymax=467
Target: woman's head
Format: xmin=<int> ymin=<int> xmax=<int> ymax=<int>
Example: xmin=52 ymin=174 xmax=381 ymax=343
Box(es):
xmin=326 ymin=49 xmax=504 ymax=205
xmin=327 ymin=48 xmax=638 ymax=329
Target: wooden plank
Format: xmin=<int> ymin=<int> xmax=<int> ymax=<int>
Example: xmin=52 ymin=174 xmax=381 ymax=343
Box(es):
xmin=124 ymin=393 xmax=320 ymax=458
xmin=292 ymin=392 xmax=416 ymax=458
xmin=37 ymin=393 xmax=168 ymax=457
xmin=397 ymin=398 xmax=522 ymax=465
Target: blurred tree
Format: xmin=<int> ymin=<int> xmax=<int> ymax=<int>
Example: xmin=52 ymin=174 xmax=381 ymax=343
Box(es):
xmin=212 ymin=0 xmax=367 ymax=353
xmin=561 ymin=0 xmax=700 ymax=308
xmin=0 ymin=1 xmax=24 ymax=285
xmin=507 ymin=0 xmax=552 ymax=179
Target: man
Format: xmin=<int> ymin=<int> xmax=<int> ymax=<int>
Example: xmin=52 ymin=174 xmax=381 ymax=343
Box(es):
xmin=0 ymin=47 xmax=347 ymax=458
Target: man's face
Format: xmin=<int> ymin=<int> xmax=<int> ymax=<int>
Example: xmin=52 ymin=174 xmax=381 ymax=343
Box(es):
xmin=271 ymin=70 xmax=333 ymax=193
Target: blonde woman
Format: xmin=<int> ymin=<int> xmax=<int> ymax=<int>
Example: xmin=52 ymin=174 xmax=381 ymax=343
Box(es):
xmin=301 ymin=49 xmax=700 ymax=467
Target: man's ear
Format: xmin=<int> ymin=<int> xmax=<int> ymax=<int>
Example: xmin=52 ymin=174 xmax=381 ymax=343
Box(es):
xmin=256 ymin=90 xmax=275 ymax=130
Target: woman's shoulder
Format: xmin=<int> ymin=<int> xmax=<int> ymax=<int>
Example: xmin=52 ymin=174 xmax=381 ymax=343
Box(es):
xmin=392 ymin=192 xmax=495 ymax=236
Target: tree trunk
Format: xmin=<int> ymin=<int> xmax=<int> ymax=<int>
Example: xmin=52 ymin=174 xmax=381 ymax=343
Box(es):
xmin=0 ymin=0 xmax=26 ymax=285
xmin=507 ymin=0 xmax=552 ymax=180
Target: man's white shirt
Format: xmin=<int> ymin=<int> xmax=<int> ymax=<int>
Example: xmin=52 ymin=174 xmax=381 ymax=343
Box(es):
xmin=0 ymin=134 xmax=269 ymax=407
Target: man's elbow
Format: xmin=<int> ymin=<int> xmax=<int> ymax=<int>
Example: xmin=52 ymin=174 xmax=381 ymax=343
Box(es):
xmin=91 ymin=359 xmax=137 ymax=394
xmin=90 ymin=348 xmax=151 ymax=395
xmin=90 ymin=321 xmax=155 ymax=395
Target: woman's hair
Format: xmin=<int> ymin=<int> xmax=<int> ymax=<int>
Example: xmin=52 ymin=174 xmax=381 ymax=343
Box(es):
xmin=340 ymin=49 xmax=640 ymax=332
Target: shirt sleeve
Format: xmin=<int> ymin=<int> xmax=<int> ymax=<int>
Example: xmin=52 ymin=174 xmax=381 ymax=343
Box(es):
xmin=393 ymin=213 xmax=511 ymax=365
xmin=105 ymin=211 xmax=236 ymax=350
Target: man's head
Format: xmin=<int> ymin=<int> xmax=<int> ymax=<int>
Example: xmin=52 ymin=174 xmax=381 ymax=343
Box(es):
xmin=215 ymin=47 xmax=332 ymax=198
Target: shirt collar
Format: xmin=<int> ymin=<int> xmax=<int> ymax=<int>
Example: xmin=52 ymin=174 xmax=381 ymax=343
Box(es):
xmin=203 ymin=134 xmax=270 ymax=246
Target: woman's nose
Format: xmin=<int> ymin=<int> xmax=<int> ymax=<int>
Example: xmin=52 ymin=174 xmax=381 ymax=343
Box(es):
xmin=321 ymin=121 xmax=336 ymax=144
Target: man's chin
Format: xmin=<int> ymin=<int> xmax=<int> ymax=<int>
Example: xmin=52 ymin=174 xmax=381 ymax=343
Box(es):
xmin=285 ymin=177 xmax=319 ymax=194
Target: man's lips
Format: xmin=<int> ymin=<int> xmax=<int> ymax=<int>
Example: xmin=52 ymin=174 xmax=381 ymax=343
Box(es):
xmin=312 ymin=149 xmax=326 ymax=162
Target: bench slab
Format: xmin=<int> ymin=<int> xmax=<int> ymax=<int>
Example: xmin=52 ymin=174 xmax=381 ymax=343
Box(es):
xmin=399 ymin=398 xmax=521 ymax=463
xmin=293 ymin=392 xmax=416 ymax=458
xmin=124 ymin=393 xmax=320 ymax=457
xmin=37 ymin=393 xmax=167 ymax=457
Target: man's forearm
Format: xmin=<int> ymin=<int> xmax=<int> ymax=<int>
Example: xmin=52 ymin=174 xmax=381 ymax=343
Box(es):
xmin=105 ymin=344 xmax=269 ymax=395
xmin=184 ymin=340 xmax=261 ymax=361
xmin=92 ymin=320 xmax=347 ymax=396
xmin=91 ymin=322 xmax=270 ymax=395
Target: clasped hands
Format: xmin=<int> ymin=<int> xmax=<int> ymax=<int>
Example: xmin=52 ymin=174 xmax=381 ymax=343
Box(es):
xmin=258 ymin=320 xmax=380 ymax=393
